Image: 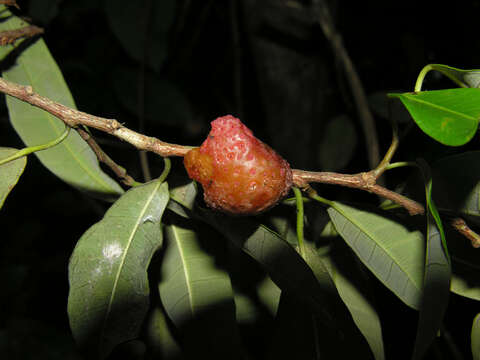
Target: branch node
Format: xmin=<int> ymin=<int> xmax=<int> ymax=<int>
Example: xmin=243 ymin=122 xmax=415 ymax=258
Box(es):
xmin=24 ymin=85 xmax=33 ymax=95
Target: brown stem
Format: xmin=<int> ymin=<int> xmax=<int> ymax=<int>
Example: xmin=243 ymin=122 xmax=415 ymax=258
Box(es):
xmin=451 ymin=217 xmax=480 ymax=248
xmin=0 ymin=76 xmax=423 ymax=215
xmin=0 ymin=77 xmax=194 ymax=157
xmin=76 ymin=129 xmax=138 ymax=187
xmin=292 ymin=169 xmax=424 ymax=216
xmin=0 ymin=25 xmax=43 ymax=45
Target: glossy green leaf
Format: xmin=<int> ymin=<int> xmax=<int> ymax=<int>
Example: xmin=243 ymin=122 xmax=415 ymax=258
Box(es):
xmin=413 ymin=160 xmax=451 ymax=360
xmin=328 ymin=202 xmax=425 ymax=309
xmin=0 ymin=148 xmax=26 ymax=209
xmin=389 ymin=88 xmax=480 ymax=146
xmin=68 ymin=180 xmax=169 ymax=359
xmin=321 ymin=243 xmax=385 ymax=360
xmin=0 ymin=6 xmax=124 ymax=199
xmin=159 ymin=219 xmax=244 ymax=359
xmin=472 ymin=313 xmax=480 ymax=360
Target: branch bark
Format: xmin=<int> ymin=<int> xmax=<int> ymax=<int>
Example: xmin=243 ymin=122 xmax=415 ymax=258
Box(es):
xmin=0 ymin=76 xmax=424 ymax=215
xmin=0 ymin=77 xmax=193 ymax=157
xmin=0 ymin=25 xmax=43 ymax=45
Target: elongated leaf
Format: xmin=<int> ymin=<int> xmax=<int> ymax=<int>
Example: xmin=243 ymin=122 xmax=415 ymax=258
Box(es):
xmin=145 ymin=306 xmax=181 ymax=359
xmin=0 ymin=7 xmax=123 ymax=199
xmin=159 ymin=219 xmax=244 ymax=359
xmin=472 ymin=313 xmax=480 ymax=360
xmin=451 ymin=263 xmax=480 ymax=301
xmin=199 ymin=209 xmax=337 ymax=325
xmin=421 ymin=64 xmax=480 ymax=89
xmin=234 ymin=276 xmax=281 ymax=324
xmin=328 ymin=202 xmax=425 ymax=309
xmin=68 ymin=180 xmax=169 ymax=359
xmin=267 ymin=256 xmax=372 ymax=360
xmin=413 ymin=160 xmax=451 ymax=360
xmin=0 ymin=147 xmax=26 ymax=209
xmin=320 ymin=243 xmax=385 ymax=360
xmin=389 ymin=88 xmax=480 ymax=146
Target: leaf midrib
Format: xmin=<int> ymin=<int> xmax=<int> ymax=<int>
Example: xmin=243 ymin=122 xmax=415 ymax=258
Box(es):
xmin=170 ymin=225 xmax=195 ymax=316
xmin=330 ymin=204 xmax=422 ymax=297
xmin=5 ymin=16 xmax=118 ymax=194
xmin=404 ymin=93 xmax=480 ymax=122
xmin=100 ymin=181 xmax=162 ymax=347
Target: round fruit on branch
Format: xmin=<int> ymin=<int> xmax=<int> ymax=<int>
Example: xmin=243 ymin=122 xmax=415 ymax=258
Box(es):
xmin=184 ymin=115 xmax=293 ymax=215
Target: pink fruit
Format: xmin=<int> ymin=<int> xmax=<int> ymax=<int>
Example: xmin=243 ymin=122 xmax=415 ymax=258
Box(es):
xmin=184 ymin=115 xmax=292 ymax=215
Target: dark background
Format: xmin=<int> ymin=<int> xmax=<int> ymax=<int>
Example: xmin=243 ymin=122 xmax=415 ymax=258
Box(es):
xmin=1 ymin=0 xmax=479 ymax=359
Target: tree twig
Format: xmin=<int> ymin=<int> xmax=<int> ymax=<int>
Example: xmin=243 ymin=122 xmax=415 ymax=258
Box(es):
xmin=0 ymin=25 xmax=43 ymax=45
xmin=0 ymin=76 xmax=424 ymax=215
xmin=451 ymin=217 xmax=480 ymax=248
xmin=292 ymin=169 xmax=424 ymax=216
xmin=0 ymin=77 xmax=194 ymax=157
xmin=76 ymin=128 xmax=139 ymax=187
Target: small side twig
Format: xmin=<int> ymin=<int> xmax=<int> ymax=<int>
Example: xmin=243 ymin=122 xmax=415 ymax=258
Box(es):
xmin=451 ymin=217 xmax=480 ymax=248
xmin=0 ymin=25 xmax=43 ymax=45
xmin=76 ymin=128 xmax=139 ymax=187
xmin=292 ymin=169 xmax=424 ymax=216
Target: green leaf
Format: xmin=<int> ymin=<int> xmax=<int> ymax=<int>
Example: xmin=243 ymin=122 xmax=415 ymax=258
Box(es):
xmin=234 ymin=276 xmax=281 ymax=324
xmin=168 ymin=180 xmax=197 ymax=218
xmin=413 ymin=160 xmax=451 ymax=360
xmin=419 ymin=64 xmax=480 ymax=89
xmin=199 ymin=210 xmax=338 ymax=324
xmin=0 ymin=7 xmax=124 ymax=199
xmin=328 ymin=202 xmax=425 ymax=309
xmin=145 ymin=306 xmax=181 ymax=359
xmin=320 ymin=243 xmax=385 ymax=360
xmin=159 ymin=218 xmax=244 ymax=359
xmin=0 ymin=148 xmax=26 ymax=209
xmin=68 ymin=180 xmax=169 ymax=359
xmin=451 ymin=262 xmax=480 ymax=301
xmin=472 ymin=313 xmax=480 ymax=360
xmin=389 ymin=88 xmax=480 ymax=146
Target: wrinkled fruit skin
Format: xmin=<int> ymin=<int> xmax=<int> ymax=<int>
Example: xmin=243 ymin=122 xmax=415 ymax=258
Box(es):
xmin=184 ymin=115 xmax=292 ymax=215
